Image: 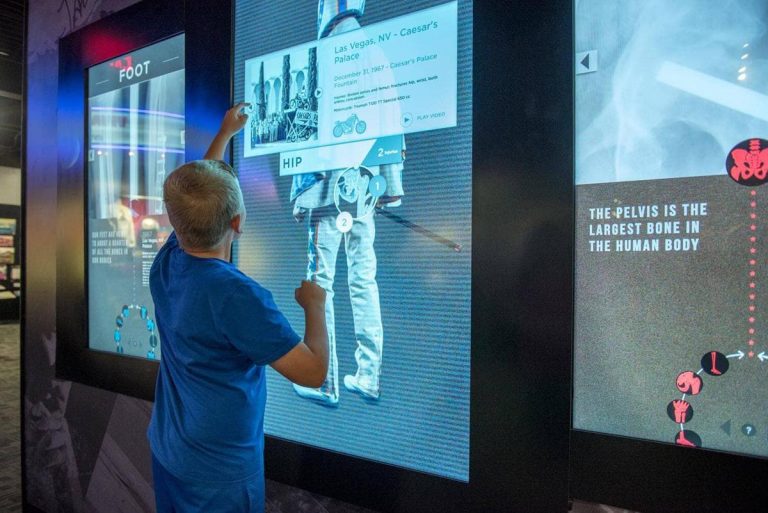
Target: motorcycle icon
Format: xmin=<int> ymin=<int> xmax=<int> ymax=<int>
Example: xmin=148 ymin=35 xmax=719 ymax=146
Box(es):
xmin=333 ymin=114 xmax=367 ymax=138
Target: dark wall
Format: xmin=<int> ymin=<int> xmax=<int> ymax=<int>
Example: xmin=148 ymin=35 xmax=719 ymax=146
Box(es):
xmin=25 ymin=3 xmax=144 ymax=509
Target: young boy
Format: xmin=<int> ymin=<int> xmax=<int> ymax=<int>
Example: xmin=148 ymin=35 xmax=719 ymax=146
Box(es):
xmin=148 ymin=104 xmax=328 ymax=513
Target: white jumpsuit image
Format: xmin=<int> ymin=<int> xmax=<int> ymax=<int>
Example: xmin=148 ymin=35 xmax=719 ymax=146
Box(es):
xmin=291 ymin=0 xmax=405 ymax=405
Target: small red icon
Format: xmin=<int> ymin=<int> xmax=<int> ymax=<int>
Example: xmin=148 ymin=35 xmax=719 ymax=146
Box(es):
xmin=709 ymin=352 xmax=722 ymax=375
xmin=729 ymin=139 xmax=768 ymax=185
xmin=109 ymin=56 xmax=133 ymax=71
xmin=672 ymin=400 xmax=691 ymax=423
xmin=676 ymin=431 xmax=698 ymax=447
xmin=676 ymin=371 xmax=703 ymax=395
xmin=667 ymin=400 xmax=695 ymax=423
xmin=700 ymin=351 xmax=729 ymax=377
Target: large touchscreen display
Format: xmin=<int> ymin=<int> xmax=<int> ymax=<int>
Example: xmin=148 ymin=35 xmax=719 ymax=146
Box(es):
xmin=87 ymin=34 xmax=185 ymax=360
xmin=235 ymin=1 xmax=472 ymax=481
xmin=574 ymin=0 xmax=768 ymax=457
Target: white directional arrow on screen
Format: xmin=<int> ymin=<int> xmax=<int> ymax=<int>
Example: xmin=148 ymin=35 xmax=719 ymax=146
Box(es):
xmin=727 ymin=350 xmax=746 ymax=360
xmin=758 ymin=352 xmax=768 ymax=363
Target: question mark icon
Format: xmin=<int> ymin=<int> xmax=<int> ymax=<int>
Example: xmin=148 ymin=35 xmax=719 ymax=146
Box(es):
xmin=741 ymin=424 xmax=756 ymax=437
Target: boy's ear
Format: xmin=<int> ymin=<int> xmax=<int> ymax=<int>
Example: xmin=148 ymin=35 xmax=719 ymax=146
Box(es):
xmin=231 ymin=214 xmax=243 ymax=236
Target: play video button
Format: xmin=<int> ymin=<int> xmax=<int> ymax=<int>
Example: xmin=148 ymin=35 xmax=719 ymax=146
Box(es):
xmin=721 ymin=420 xmax=731 ymax=436
xmin=401 ymin=113 xmax=413 ymax=127
xmin=576 ymin=50 xmax=598 ymax=75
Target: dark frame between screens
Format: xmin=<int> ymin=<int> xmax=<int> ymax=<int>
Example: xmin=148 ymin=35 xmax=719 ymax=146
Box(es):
xmin=53 ymin=0 xmax=575 ymax=512
xmin=55 ymin=0 xmax=233 ymax=399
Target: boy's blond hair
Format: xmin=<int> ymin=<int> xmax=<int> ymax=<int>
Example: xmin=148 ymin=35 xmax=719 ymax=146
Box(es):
xmin=163 ymin=160 xmax=244 ymax=250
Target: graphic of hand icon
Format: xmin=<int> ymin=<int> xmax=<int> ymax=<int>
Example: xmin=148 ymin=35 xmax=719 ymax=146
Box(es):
xmin=672 ymin=400 xmax=690 ymax=423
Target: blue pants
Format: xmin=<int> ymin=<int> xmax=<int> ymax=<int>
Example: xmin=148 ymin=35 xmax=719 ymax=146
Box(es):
xmin=152 ymin=455 xmax=265 ymax=513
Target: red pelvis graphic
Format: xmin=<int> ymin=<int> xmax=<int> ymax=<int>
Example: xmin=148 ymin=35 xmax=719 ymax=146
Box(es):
xmin=731 ymin=139 xmax=768 ymax=182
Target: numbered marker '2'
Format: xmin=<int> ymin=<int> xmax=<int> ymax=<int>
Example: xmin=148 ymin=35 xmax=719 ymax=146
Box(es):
xmin=336 ymin=212 xmax=353 ymax=233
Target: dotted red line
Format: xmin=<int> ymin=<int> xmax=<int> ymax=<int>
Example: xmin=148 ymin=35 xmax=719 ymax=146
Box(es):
xmin=749 ymin=190 xmax=758 ymax=359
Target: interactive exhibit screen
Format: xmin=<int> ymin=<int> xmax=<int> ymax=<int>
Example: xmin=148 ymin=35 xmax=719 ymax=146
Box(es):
xmin=234 ymin=1 xmax=472 ymax=481
xmin=87 ymin=34 xmax=185 ymax=361
xmin=574 ymin=0 xmax=768 ymax=457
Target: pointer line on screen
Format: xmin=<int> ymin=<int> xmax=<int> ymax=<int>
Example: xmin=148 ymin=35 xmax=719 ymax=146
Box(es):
xmin=656 ymin=61 xmax=768 ymax=121
xmin=375 ymin=207 xmax=462 ymax=252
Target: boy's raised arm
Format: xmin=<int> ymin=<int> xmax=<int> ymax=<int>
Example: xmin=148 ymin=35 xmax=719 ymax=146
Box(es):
xmin=204 ymin=103 xmax=250 ymax=161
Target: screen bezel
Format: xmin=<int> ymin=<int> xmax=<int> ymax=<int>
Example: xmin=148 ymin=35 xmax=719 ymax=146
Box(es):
xmin=251 ymin=1 xmax=574 ymax=511
xmin=568 ymin=2 xmax=768 ymax=511
xmin=55 ymin=0 xmax=233 ymax=400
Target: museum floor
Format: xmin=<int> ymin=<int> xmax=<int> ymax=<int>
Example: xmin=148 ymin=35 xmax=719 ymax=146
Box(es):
xmin=0 ymin=323 xmax=22 ymax=513
xmin=0 ymin=322 xmax=639 ymax=513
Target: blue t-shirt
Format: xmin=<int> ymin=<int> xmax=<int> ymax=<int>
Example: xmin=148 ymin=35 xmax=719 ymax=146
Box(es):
xmin=147 ymin=232 xmax=300 ymax=482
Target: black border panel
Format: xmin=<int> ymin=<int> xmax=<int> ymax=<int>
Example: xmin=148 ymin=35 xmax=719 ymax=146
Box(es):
xmin=570 ymin=430 xmax=768 ymax=513
xmin=184 ymin=0 xmax=235 ymax=165
xmin=55 ymin=0 xmax=233 ymax=401
xmin=468 ymin=0 xmax=572 ymax=510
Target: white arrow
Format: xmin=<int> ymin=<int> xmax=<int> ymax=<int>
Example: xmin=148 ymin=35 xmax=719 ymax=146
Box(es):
xmin=727 ymin=350 xmax=745 ymax=360
xmin=758 ymin=352 xmax=768 ymax=363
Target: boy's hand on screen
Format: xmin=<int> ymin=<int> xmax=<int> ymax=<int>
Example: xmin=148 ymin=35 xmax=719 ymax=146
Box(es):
xmin=220 ymin=103 xmax=250 ymax=137
xmin=295 ymin=280 xmax=326 ymax=312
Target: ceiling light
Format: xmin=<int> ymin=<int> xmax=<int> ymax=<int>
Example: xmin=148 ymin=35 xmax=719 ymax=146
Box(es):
xmin=0 ymin=51 xmax=9 ymax=57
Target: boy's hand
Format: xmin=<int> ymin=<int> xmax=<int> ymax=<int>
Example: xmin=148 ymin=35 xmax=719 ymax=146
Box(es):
xmin=273 ymin=281 xmax=330 ymax=387
xmin=203 ymin=103 xmax=251 ymax=160
xmin=295 ymin=280 xmax=326 ymax=312
xmin=219 ymin=103 xmax=250 ymax=137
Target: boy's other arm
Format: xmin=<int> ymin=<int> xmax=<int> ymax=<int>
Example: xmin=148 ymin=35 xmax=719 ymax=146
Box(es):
xmin=204 ymin=103 xmax=250 ymax=161
xmin=271 ymin=281 xmax=329 ymax=388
